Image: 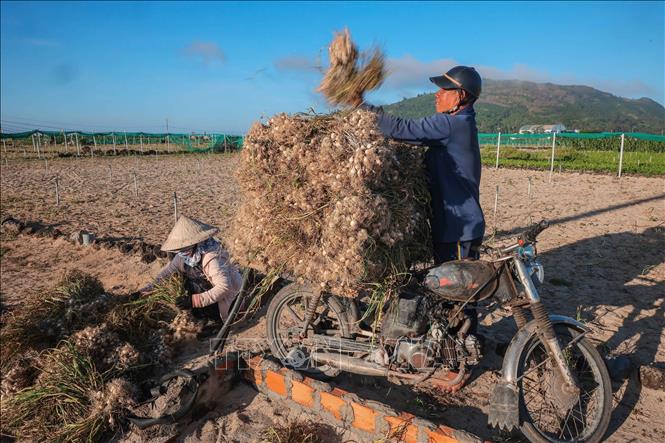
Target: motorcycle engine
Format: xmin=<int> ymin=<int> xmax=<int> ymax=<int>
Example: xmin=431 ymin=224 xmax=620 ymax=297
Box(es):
xmin=379 ymin=291 xmax=483 ymax=371
xmin=380 ymin=291 xmax=428 ymax=339
xmin=394 ymin=338 xmax=436 ymax=369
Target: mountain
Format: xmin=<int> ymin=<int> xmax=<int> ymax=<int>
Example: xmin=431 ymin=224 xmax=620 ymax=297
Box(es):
xmin=383 ymin=79 xmax=665 ymax=133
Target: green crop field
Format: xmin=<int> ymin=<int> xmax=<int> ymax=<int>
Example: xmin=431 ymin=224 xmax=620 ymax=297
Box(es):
xmin=480 ymin=146 xmax=665 ymax=175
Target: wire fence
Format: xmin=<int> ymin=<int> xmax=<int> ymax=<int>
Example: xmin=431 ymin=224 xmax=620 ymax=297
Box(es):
xmin=479 ymin=132 xmax=665 ymax=177
xmin=2 ymin=128 xmax=664 ymax=176
xmin=0 ymin=130 xmax=243 ymax=159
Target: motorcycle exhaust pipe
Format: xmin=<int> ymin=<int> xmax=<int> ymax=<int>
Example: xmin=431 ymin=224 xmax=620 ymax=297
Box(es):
xmin=311 ymin=352 xmax=468 ymax=390
xmin=310 ymin=352 xmax=389 ymax=377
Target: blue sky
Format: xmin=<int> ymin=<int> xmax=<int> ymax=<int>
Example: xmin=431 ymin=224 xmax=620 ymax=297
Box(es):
xmin=1 ymin=1 xmax=663 ymax=134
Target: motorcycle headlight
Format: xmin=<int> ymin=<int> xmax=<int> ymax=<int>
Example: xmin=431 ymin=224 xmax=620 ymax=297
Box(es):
xmin=518 ymin=244 xmax=537 ymax=260
xmin=528 ymin=260 xmax=545 ymax=284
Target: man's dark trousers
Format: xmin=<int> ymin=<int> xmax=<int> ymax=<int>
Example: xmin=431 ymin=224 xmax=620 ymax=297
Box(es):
xmin=433 ymin=237 xmax=483 ymax=265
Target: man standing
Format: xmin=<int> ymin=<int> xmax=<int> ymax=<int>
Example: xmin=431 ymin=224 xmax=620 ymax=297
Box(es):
xmin=359 ymin=66 xmax=485 ymax=265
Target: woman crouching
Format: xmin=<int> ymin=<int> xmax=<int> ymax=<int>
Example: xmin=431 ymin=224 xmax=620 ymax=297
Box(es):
xmin=139 ymin=216 xmax=242 ymax=321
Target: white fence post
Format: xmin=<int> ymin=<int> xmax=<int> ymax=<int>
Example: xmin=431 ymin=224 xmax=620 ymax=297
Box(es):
xmin=618 ymin=133 xmax=625 ymax=178
xmin=75 ymin=133 xmax=80 ymax=156
xmin=495 ymin=131 xmax=501 ymax=169
xmin=549 ymin=132 xmax=557 ymax=183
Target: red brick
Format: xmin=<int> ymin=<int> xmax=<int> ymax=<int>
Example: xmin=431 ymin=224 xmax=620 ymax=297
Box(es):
xmin=331 ymin=387 xmax=348 ymax=396
xmin=320 ymin=391 xmax=347 ymax=420
xmin=247 ymin=355 xmax=263 ymax=370
xmin=426 ymin=428 xmax=458 ymax=443
xmin=437 ymin=425 xmax=456 ymax=437
xmin=385 ymin=414 xmax=419 ymax=443
xmin=264 ymin=370 xmax=287 ymax=397
xmin=350 ymin=402 xmax=377 ymax=433
xmin=291 ymin=379 xmax=315 ymax=407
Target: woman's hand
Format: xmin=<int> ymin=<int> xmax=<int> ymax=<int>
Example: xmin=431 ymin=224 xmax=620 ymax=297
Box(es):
xmin=176 ymin=295 xmax=193 ymax=309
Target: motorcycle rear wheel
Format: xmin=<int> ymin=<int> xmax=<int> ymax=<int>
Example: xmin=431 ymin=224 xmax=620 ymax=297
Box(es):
xmin=517 ymin=324 xmax=612 ymax=443
xmin=266 ymin=283 xmax=351 ymax=379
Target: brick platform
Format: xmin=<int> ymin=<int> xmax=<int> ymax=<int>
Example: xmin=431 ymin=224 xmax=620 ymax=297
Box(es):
xmin=240 ymin=355 xmax=489 ymax=443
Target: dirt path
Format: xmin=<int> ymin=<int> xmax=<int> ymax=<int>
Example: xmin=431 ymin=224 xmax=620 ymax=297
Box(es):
xmin=1 ymin=157 xmax=664 ymax=441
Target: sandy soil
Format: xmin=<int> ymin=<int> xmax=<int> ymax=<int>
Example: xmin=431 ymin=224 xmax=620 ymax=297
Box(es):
xmin=1 ymin=154 xmax=664 ymax=442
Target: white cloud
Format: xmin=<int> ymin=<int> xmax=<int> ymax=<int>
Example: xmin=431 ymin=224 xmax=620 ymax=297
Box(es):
xmin=270 ymin=51 xmax=663 ymax=104
xmin=274 ymin=55 xmax=322 ymax=72
xmin=384 ymin=54 xmax=663 ymax=102
xmin=181 ymin=41 xmax=225 ymax=64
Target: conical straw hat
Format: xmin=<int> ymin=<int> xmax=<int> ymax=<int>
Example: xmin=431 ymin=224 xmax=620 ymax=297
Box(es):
xmin=161 ymin=216 xmax=220 ymax=252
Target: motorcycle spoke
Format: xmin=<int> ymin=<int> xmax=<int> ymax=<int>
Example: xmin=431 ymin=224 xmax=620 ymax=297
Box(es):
xmin=519 ymin=327 xmax=608 ymax=442
xmin=285 ymin=303 xmax=303 ymax=323
xmin=516 ymin=332 xmax=587 ymax=383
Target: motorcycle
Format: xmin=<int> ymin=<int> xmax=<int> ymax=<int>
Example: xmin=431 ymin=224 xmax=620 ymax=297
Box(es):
xmin=265 ymin=220 xmax=612 ymax=443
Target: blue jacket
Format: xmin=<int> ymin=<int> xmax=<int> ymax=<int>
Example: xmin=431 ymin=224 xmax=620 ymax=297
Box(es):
xmin=363 ymin=104 xmax=485 ymax=243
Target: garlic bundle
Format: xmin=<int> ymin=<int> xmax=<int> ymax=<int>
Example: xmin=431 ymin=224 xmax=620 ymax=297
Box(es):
xmin=230 ymin=109 xmax=431 ymax=296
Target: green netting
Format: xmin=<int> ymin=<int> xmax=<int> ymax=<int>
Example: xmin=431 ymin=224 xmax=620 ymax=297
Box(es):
xmin=478 ymin=132 xmax=665 ymax=142
xmin=3 ymin=129 xmax=661 ymax=152
xmin=0 ymin=130 xmax=244 ymax=152
xmin=478 ymin=132 xmax=665 ymax=152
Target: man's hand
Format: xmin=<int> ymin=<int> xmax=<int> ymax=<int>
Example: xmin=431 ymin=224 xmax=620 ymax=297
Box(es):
xmin=350 ymin=94 xmax=364 ymax=108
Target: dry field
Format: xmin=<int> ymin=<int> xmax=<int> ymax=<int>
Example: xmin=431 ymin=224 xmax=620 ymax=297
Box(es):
xmin=1 ymin=153 xmax=664 ymax=442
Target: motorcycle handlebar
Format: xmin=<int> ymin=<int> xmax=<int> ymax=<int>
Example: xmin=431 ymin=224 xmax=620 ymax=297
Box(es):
xmin=519 ymin=220 xmax=550 ymax=244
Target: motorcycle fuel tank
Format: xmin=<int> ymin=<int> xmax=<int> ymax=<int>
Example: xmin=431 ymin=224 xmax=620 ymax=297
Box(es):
xmin=424 ymin=260 xmax=498 ymax=302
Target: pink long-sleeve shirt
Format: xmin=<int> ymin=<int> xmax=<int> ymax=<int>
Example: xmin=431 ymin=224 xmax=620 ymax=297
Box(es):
xmin=143 ymin=245 xmax=242 ymax=317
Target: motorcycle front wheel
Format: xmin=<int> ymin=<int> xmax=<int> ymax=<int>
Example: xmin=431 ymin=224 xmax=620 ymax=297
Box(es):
xmin=517 ymin=324 xmax=612 ymax=443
